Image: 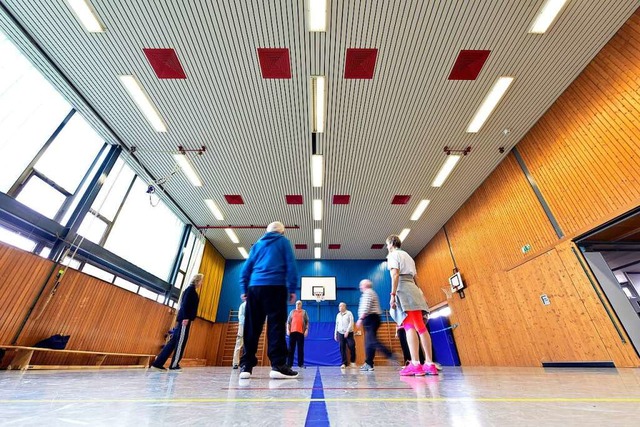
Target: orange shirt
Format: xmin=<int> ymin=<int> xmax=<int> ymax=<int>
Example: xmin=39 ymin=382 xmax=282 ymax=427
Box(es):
xmin=289 ymin=309 xmax=306 ymax=333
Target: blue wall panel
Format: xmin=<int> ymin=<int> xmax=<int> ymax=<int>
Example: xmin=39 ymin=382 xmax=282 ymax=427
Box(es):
xmin=217 ymin=259 xmax=392 ymax=323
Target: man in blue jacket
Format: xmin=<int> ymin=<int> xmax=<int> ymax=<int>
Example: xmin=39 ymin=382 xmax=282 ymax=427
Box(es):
xmin=239 ymin=221 xmax=299 ymax=379
xmin=151 ymin=273 xmax=203 ymax=372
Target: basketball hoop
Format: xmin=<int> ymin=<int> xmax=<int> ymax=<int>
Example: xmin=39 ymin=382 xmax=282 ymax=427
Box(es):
xmin=314 ymin=291 xmax=325 ymax=303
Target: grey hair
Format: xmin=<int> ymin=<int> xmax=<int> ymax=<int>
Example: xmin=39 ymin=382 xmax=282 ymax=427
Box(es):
xmin=191 ymin=273 xmax=204 ymax=285
xmin=267 ymin=221 xmax=285 ymax=234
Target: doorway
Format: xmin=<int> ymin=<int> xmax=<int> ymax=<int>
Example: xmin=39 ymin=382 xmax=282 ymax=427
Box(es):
xmin=576 ymin=207 xmax=640 ymax=357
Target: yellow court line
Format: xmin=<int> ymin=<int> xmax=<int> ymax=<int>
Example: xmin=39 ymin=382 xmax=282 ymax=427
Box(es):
xmin=1 ymin=397 xmax=639 ymax=404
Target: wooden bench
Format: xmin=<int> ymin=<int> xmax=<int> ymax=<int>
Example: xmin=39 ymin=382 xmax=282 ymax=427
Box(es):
xmin=0 ymin=345 xmax=154 ymax=371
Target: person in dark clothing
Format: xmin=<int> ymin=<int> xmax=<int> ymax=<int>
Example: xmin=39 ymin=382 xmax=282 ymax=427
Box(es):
xmin=151 ymin=273 xmax=203 ymax=372
xmin=239 ymin=221 xmax=299 ymax=380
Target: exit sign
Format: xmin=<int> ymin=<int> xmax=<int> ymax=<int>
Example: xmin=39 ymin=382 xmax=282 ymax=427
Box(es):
xmin=521 ymin=244 xmax=532 ymax=254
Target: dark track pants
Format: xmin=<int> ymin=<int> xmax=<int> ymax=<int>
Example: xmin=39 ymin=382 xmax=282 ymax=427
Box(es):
xmin=287 ymin=332 xmax=305 ymax=367
xmin=154 ymin=321 xmax=191 ymax=369
xmin=363 ymin=313 xmax=393 ymax=366
xmin=338 ymin=332 xmax=356 ymax=365
xmin=240 ymin=285 xmax=288 ymax=369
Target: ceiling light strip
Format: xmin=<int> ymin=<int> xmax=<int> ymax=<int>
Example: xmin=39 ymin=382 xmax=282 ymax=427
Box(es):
xmin=311 ymin=76 xmax=325 ymax=133
xmin=432 ymin=155 xmax=461 ymax=187
xmin=225 ymin=228 xmax=239 ymax=244
xmin=530 ymin=0 xmax=569 ymax=34
xmin=119 ymin=75 xmax=167 ymax=132
xmin=399 ymin=229 xmax=411 ymax=242
xmin=238 ymin=247 xmax=249 ymax=259
xmin=311 ymin=154 xmax=323 ymax=187
xmin=410 ymin=200 xmax=431 ymax=221
xmin=173 ymin=154 xmax=203 ymax=187
xmin=314 ymin=247 xmax=321 ymax=259
xmin=205 ymin=199 xmax=224 ymax=220
xmin=466 ymin=76 xmax=514 ymax=133
xmin=313 ymin=199 xmax=323 ymax=221
xmin=65 ymin=0 xmax=105 ymax=32
xmin=314 ymin=228 xmax=322 ymax=244
xmin=307 ymin=0 xmax=328 ymax=32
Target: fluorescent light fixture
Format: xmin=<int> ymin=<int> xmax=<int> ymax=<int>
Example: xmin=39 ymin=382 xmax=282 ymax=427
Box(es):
xmin=314 ymin=228 xmax=322 ymax=244
xmin=66 ymin=0 xmax=104 ymax=32
xmin=311 ymin=76 xmax=325 ymax=132
xmin=118 ymin=75 xmax=167 ymax=132
xmin=314 ymin=247 xmax=321 ymax=259
xmin=238 ymin=247 xmax=249 ymax=259
xmin=432 ymin=155 xmax=461 ymax=187
xmin=225 ymin=228 xmax=239 ymax=244
xmin=313 ymin=199 xmax=323 ymax=221
xmin=466 ymin=76 xmax=514 ymax=133
xmin=311 ymin=154 xmax=324 ymax=187
xmin=410 ymin=200 xmax=431 ymax=221
xmin=173 ymin=154 xmax=203 ymax=187
xmin=205 ymin=199 xmax=223 ymax=220
xmin=307 ymin=0 xmax=328 ymax=31
xmin=398 ymin=228 xmax=411 ymax=242
xmin=529 ymin=0 xmax=569 ymax=34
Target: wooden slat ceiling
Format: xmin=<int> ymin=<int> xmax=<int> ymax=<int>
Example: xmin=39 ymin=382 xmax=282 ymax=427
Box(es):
xmin=0 ymin=0 xmax=637 ymax=260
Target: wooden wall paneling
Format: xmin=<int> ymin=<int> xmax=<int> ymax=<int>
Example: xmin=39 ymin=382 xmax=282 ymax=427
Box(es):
xmin=414 ymin=229 xmax=455 ymax=307
xmin=0 ymin=243 xmax=54 ymax=344
xmin=197 ymin=241 xmax=225 ymax=322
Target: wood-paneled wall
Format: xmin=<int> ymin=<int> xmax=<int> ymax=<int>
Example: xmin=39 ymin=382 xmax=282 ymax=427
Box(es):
xmin=0 ymin=242 xmax=223 ymax=367
xmin=415 ymin=10 xmax=640 ymax=367
xmin=197 ymin=241 xmax=225 ymax=322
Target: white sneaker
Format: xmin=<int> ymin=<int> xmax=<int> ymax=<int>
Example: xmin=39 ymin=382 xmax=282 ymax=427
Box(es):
xmin=350 ymin=363 xmax=357 ymax=368
xmin=270 ymin=365 xmax=299 ymax=379
xmin=340 ymin=364 xmax=346 ymax=369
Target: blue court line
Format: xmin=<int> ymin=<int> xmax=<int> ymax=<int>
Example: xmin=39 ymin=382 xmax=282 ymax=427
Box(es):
xmin=304 ymin=367 xmax=330 ymax=427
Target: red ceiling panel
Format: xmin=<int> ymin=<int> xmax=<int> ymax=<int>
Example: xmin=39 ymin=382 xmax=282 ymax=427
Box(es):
xmin=344 ymin=48 xmax=378 ymax=79
xmin=371 ymin=244 xmax=384 ymax=249
xmin=224 ymin=195 xmax=244 ymax=204
xmin=391 ymin=195 xmax=411 ymax=205
xmin=328 ymin=244 xmax=341 ymax=250
xmin=295 ymin=244 xmax=308 ymax=250
xmin=332 ymin=195 xmax=351 ymax=204
xmin=143 ymin=48 xmax=187 ymax=79
xmin=257 ymin=48 xmax=291 ymax=79
xmin=448 ymin=50 xmax=491 ymax=80
xmin=286 ymin=195 xmax=303 ymax=205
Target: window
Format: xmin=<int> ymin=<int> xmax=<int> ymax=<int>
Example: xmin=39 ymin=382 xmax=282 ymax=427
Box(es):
xmin=114 ymin=277 xmax=139 ymax=293
xmin=0 ymin=225 xmax=36 ymax=252
xmin=0 ymin=32 xmax=72 ymax=193
xmin=138 ymin=287 xmax=159 ymax=301
xmin=82 ymin=263 xmax=115 ymax=283
xmin=104 ymin=178 xmax=184 ymax=280
xmin=15 ymin=176 xmax=66 ymax=219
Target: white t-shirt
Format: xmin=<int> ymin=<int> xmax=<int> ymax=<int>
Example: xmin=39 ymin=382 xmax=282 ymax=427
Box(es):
xmin=386 ymin=249 xmax=416 ymax=276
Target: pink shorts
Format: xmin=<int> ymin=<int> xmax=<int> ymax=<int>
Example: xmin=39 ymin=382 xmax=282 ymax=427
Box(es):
xmin=401 ymin=310 xmax=427 ymax=335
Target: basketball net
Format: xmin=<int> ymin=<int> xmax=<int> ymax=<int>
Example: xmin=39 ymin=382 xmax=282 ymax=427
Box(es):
xmin=314 ymin=292 xmax=324 ymax=303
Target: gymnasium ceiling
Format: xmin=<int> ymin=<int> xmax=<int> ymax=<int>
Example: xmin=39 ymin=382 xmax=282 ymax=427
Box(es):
xmin=0 ymin=1 xmax=638 ymax=260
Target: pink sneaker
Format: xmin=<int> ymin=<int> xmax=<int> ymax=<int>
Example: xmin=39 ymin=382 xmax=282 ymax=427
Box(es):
xmin=399 ymin=363 xmax=426 ymax=376
xmin=423 ymin=363 xmax=438 ymax=376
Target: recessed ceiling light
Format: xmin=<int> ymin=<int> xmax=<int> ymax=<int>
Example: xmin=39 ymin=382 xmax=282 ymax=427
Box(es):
xmin=314 ymin=247 xmax=321 ymax=259
xmin=410 ymin=200 xmax=431 ymax=221
xmin=399 ymin=228 xmax=411 ymax=242
xmin=307 ymin=0 xmax=328 ymax=32
xmin=238 ymin=247 xmax=249 ymax=259
xmin=225 ymin=228 xmax=239 ymax=244
xmin=118 ymin=75 xmax=167 ymax=132
xmin=173 ymin=154 xmax=203 ymax=187
xmin=65 ymin=0 xmax=104 ymax=33
xmin=312 ymin=154 xmax=323 ymax=187
xmin=311 ymin=76 xmax=325 ymax=132
xmin=313 ymin=199 xmax=323 ymax=221
xmin=466 ymin=76 xmax=514 ymax=133
xmin=205 ymin=199 xmax=223 ymax=220
xmin=530 ymin=0 xmax=569 ymax=34
xmin=314 ymin=228 xmax=322 ymax=244
xmin=432 ymin=155 xmax=461 ymax=187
